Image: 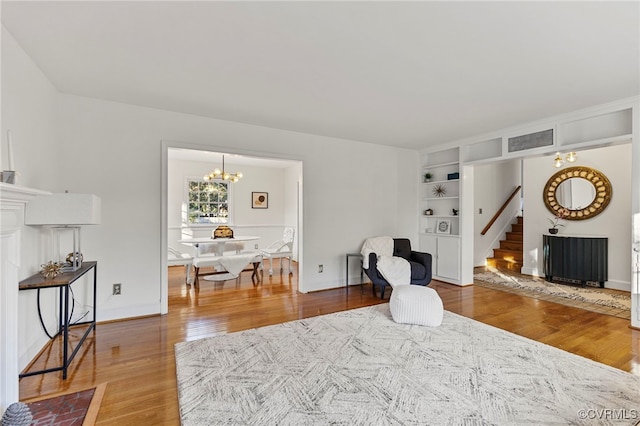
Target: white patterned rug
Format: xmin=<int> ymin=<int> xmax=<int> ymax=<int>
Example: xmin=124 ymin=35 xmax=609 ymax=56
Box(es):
xmin=175 ymin=305 xmax=640 ymax=425
xmin=474 ymin=268 xmax=631 ymax=311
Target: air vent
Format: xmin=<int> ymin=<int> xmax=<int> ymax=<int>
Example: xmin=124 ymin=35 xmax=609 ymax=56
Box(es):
xmin=508 ymin=129 xmax=553 ymax=153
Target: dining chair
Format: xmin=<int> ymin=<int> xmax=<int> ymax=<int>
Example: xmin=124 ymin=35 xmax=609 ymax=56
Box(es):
xmin=167 ymin=247 xmax=193 ymax=285
xmin=260 ymin=227 xmax=295 ymax=276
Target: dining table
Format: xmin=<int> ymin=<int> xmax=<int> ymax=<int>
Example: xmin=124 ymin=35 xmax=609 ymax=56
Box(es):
xmin=178 ymin=235 xmax=260 ymax=256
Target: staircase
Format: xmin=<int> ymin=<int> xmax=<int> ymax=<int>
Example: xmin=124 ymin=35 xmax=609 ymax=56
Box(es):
xmin=486 ymin=216 xmax=523 ymax=271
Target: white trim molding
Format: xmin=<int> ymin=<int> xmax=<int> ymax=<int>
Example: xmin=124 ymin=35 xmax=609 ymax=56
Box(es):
xmin=0 ymin=183 xmax=49 ymax=413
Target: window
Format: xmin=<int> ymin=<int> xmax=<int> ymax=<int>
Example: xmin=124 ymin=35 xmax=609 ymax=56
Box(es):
xmin=187 ymin=180 xmax=229 ymax=224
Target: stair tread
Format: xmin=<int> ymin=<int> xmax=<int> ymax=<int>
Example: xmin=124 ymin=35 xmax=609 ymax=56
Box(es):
xmin=492 ymin=249 xmax=523 ymax=261
xmin=486 ymin=217 xmax=524 ymax=273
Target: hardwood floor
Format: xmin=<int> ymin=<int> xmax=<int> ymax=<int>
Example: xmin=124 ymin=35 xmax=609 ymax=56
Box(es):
xmin=19 ymin=262 xmax=640 ymax=425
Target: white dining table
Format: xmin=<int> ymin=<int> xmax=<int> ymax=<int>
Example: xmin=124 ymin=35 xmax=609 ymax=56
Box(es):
xmin=178 ymin=236 xmax=260 ymax=256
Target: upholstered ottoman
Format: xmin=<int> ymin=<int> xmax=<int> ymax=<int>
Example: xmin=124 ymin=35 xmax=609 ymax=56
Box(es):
xmin=389 ymin=285 xmax=443 ymax=327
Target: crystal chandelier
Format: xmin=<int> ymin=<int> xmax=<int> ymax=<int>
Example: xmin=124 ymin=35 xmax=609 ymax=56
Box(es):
xmin=203 ymin=155 xmax=243 ymax=182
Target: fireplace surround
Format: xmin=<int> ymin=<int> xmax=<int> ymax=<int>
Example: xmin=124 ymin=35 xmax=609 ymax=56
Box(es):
xmin=0 ymin=183 xmax=49 ymax=413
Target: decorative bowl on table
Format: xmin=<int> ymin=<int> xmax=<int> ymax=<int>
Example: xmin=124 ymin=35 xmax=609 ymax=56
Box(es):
xmin=213 ymin=225 xmax=234 ymax=239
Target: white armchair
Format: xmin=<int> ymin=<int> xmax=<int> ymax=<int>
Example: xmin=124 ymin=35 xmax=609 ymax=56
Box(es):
xmin=260 ymin=227 xmax=295 ymax=276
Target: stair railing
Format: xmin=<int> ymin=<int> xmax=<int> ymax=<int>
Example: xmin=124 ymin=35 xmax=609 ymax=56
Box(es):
xmin=480 ymin=186 xmax=522 ymax=236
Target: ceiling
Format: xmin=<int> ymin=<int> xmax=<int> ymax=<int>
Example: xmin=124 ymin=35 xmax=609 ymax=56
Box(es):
xmin=2 ymin=1 xmax=638 ymax=150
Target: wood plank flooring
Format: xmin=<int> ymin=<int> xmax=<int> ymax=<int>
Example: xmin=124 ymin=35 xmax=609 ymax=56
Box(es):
xmin=19 ymin=262 xmax=640 ymax=425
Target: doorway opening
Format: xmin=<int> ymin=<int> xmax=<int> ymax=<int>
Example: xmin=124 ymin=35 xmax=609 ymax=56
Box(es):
xmin=161 ymin=143 xmax=303 ymax=314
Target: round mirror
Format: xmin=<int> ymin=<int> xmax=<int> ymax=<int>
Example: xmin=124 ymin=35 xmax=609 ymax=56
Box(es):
xmin=543 ymin=166 xmax=612 ymax=220
xmin=555 ymin=177 xmax=596 ymax=210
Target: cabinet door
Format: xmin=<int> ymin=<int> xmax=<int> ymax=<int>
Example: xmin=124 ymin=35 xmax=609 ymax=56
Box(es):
xmin=419 ymin=234 xmax=437 ymax=257
xmin=436 ymin=237 xmax=460 ymax=280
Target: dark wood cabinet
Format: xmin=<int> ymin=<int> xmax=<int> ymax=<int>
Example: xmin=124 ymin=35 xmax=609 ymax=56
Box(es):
xmin=543 ymin=235 xmax=607 ymax=287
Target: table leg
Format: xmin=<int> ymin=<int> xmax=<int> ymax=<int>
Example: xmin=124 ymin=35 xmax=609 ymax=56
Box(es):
xmin=345 ymin=254 xmax=349 ymax=295
xmin=62 ymin=285 xmax=69 ymax=379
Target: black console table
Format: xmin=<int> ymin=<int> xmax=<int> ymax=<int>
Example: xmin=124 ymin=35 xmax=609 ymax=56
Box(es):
xmin=19 ymin=261 xmax=97 ymax=379
xmin=543 ymin=235 xmax=607 ymax=288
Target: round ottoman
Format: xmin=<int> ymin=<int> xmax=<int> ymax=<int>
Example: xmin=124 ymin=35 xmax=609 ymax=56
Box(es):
xmin=389 ymin=285 xmax=443 ymax=327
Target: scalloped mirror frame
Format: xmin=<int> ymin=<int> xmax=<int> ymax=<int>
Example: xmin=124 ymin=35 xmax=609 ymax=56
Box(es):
xmin=543 ymin=166 xmax=612 ymax=221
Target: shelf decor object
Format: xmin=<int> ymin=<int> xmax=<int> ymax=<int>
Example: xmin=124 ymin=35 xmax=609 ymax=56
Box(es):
xmin=436 ymin=219 xmax=451 ymax=234
xmin=25 ymin=193 xmax=101 ymax=271
xmin=2 ymin=131 xmax=16 ymax=184
xmin=40 ymin=261 xmax=63 ymax=279
xmin=432 ymin=184 xmax=447 ymax=197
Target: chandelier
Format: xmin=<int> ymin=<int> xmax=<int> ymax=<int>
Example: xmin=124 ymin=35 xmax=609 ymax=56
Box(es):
xmin=203 ymin=155 xmax=243 ymax=183
xmin=553 ymin=151 xmax=577 ymax=168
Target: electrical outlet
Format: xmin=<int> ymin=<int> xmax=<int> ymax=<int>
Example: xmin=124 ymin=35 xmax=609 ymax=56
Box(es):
xmin=479 ymin=208 xmax=483 ymax=214
xmin=254 ymin=244 xmax=259 ymax=249
xmin=318 ymin=264 xmax=323 ymax=273
xmin=113 ymin=283 xmax=122 ymax=295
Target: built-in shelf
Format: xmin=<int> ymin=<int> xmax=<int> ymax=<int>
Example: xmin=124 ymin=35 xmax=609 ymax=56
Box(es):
xmin=423 ymin=178 xmax=459 ymax=185
xmin=420 ymin=232 xmax=460 ymax=238
xmin=420 ymin=147 xmax=462 ymax=284
xmin=424 ymin=161 xmax=459 ymax=169
xmin=423 ymin=196 xmax=459 ymax=201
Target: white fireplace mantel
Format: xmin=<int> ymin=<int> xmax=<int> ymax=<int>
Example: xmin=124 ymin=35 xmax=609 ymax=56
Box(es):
xmin=0 ymin=183 xmax=49 ymax=413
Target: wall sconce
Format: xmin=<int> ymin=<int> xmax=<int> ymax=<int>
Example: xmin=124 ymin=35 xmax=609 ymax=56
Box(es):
xmin=25 ymin=193 xmax=101 ymax=271
xmin=553 ymin=151 xmax=577 ymax=168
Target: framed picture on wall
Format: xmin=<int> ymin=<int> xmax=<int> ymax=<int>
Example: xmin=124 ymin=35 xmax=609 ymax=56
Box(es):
xmin=252 ymin=192 xmax=268 ymax=209
xmin=436 ymin=219 xmax=451 ymax=234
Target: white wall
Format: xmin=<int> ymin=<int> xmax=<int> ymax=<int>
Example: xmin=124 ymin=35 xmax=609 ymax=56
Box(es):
xmin=4 ymin=30 xmax=417 ymax=325
xmin=2 ymin=28 xmax=418 ymax=367
xmin=55 ymin=93 xmax=417 ymax=317
xmin=522 ymin=143 xmax=632 ymax=290
xmin=473 ymin=160 xmax=522 ymax=266
xmin=1 ymin=28 xmax=67 ymax=371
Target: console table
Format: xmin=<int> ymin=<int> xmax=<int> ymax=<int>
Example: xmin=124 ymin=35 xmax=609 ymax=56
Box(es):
xmin=19 ymin=261 xmax=97 ymax=379
xmin=543 ymin=235 xmax=607 ymax=288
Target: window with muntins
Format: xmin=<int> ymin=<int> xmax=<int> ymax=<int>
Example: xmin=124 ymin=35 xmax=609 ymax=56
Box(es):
xmin=187 ymin=180 xmax=229 ymax=224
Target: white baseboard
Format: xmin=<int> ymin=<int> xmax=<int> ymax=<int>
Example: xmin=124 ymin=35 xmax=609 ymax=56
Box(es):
xmin=19 ymin=335 xmax=51 ymax=372
xmin=520 ymin=267 xmax=539 ymax=277
xmin=604 ymin=280 xmax=631 ymax=292
xmin=98 ymin=303 xmax=160 ymax=322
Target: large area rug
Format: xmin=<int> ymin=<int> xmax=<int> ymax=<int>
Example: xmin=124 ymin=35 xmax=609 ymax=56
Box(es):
xmin=474 ymin=268 xmax=631 ymax=317
xmin=175 ymin=305 xmax=640 ymax=425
